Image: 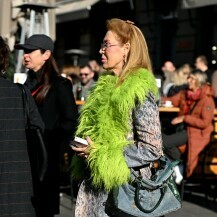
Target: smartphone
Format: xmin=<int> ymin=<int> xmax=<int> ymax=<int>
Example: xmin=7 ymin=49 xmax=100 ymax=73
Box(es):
xmin=70 ymin=136 xmax=88 ymax=148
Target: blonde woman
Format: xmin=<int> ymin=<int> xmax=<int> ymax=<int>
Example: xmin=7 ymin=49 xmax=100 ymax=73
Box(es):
xmin=167 ymin=63 xmax=192 ymax=97
xmin=70 ymin=18 xmax=163 ymax=216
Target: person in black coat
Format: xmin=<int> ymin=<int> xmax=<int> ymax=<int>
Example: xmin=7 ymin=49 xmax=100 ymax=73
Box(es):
xmin=0 ymin=36 xmax=44 ymax=216
xmin=15 ymin=34 xmax=78 ymax=217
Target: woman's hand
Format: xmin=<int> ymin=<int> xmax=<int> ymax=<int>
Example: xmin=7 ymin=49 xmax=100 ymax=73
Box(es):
xmin=71 ymin=136 xmax=92 ymax=159
xmin=171 ymin=116 xmax=184 ymax=125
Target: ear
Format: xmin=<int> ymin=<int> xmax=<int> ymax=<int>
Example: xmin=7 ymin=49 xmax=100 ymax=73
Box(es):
xmin=90 ymin=71 xmax=95 ymax=78
xmin=43 ymin=50 xmax=51 ymax=60
xmin=123 ymin=42 xmax=130 ymax=55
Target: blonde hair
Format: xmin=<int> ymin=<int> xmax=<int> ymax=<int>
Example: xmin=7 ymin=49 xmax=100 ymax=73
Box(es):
xmin=106 ymin=18 xmax=152 ymax=84
xmin=190 ymin=69 xmax=207 ymax=87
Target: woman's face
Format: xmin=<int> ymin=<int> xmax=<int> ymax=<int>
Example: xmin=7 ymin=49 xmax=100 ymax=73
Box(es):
xmin=23 ymin=49 xmax=50 ymax=72
xmin=187 ymin=74 xmax=198 ymax=91
xmin=99 ymin=30 xmax=125 ymax=76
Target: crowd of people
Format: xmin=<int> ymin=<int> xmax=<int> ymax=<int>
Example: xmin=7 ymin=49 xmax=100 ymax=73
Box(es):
xmin=0 ymin=17 xmax=217 ymax=217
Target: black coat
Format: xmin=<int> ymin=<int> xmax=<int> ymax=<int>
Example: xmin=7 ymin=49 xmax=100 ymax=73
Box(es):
xmin=0 ymin=76 xmax=44 ymax=217
xmin=27 ymin=75 xmax=78 ymax=216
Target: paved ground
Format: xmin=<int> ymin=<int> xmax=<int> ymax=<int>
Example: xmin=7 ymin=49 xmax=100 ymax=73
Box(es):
xmin=56 ymin=186 xmax=217 ymax=217
xmin=167 ymin=193 xmax=217 ymax=217
xmin=55 ymin=193 xmax=74 ymax=217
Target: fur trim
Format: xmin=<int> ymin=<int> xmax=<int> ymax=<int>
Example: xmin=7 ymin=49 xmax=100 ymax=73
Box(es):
xmin=71 ymin=68 xmax=158 ymax=191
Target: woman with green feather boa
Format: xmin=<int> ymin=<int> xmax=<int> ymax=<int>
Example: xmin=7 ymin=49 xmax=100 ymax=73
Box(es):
xmin=71 ymin=18 xmax=163 ymax=216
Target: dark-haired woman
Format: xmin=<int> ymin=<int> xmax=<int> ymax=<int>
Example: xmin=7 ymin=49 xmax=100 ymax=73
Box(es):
xmin=15 ymin=34 xmax=78 ymax=217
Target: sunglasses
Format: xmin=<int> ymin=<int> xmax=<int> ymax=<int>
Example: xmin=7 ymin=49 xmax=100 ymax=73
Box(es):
xmin=80 ymin=73 xmax=89 ymax=77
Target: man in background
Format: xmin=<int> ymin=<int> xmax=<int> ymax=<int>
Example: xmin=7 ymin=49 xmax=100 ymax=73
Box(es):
xmin=161 ymin=60 xmax=176 ymax=96
xmin=194 ymin=55 xmax=213 ymax=83
xmin=195 ymin=55 xmax=217 ymax=105
xmin=73 ymin=64 xmax=96 ymax=102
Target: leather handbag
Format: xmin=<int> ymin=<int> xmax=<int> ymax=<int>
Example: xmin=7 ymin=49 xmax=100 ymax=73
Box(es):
xmin=105 ymin=156 xmax=181 ymax=217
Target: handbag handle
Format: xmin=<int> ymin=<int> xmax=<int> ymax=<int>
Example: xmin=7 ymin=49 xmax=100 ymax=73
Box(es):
xmin=135 ymin=181 xmax=167 ymax=213
xmin=131 ymin=157 xmax=179 ymax=212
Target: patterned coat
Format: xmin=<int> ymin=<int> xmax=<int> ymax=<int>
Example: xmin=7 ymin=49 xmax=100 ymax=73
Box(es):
xmin=75 ymin=93 xmax=162 ymax=217
xmin=0 ymin=76 xmax=44 ymax=217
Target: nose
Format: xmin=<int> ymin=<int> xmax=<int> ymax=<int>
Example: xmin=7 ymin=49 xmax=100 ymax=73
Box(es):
xmin=99 ymin=47 xmax=105 ymax=54
xmin=23 ymin=53 xmax=29 ymax=57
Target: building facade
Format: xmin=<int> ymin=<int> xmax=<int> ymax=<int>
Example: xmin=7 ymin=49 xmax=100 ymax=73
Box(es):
xmin=1 ymin=0 xmax=217 ymax=74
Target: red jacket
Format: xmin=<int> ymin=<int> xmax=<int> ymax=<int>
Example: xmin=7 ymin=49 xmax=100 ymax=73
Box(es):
xmin=165 ymin=84 xmax=215 ymax=177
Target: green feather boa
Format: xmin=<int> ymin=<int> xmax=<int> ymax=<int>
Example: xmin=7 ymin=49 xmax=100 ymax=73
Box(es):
xmin=71 ymin=68 xmax=158 ymax=191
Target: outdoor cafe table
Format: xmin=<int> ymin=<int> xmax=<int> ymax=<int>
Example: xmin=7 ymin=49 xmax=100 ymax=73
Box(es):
xmin=159 ymin=106 xmax=217 ymax=115
xmin=75 ymin=100 xmax=217 ymax=116
xmin=75 ymin=100 xmax=217 ymax=138
xmin=159 ymin=107 xmax=180 ymax=112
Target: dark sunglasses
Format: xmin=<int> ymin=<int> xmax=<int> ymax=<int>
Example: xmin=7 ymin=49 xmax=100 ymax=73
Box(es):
xmin=80 ymin=73 xmax=89 ymax=77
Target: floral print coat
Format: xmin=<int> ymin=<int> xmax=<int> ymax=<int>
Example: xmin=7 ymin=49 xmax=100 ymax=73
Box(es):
xmin=74 ymin=93 xmax=163 ymax=217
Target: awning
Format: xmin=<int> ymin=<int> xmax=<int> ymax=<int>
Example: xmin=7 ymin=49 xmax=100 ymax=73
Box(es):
xmin=56 ymin=0 xmax=100 ymax=22
xmin=105 ymin=0 xmax=127 ymax=3
xmin=182 ymin=0 xmax=217 ymax=9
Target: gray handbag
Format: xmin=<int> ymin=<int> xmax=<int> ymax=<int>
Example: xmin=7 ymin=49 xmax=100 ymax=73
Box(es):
xmin=105 ymin=156 xmax=181 ymax=217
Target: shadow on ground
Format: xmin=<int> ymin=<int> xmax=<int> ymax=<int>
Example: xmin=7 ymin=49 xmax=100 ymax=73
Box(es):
xmin=183 ymin=188 xmax=217 ymax=213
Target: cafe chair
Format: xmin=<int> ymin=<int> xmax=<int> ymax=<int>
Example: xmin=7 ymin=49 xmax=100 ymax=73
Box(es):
xmin=180 ymin=138 xmax=217 ymax=204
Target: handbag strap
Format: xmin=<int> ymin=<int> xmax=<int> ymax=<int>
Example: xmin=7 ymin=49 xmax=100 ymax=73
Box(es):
xmin=16 ymin=83 xmax=47 ymax=181
xmin=189 ymin=100 xmax=199 ymax=114
xmin=32 ymin=84 xmax=43 ymax=97
xmin=16 ymin=83 xmax=30 ymax=127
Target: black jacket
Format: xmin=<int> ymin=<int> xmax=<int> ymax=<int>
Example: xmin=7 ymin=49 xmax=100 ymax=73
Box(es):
xmin=0 ymin=76 xmax=44 ymax=217
xmin=26 ymin=74 xmax=78 ymax=215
